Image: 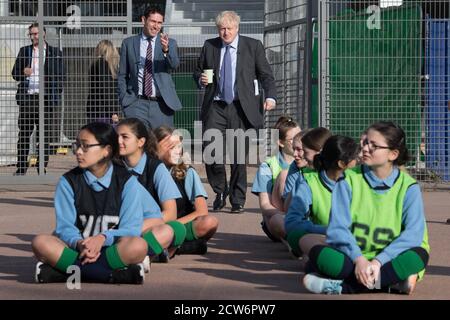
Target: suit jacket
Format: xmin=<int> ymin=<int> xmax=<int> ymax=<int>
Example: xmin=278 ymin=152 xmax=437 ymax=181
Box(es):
xmin=11 ymin=43 xmax=64 ymax=107
xmin=193 ymin=35 xmax=276 ymax=129
xmin=117 ymin=34 xmax=182 ymax=111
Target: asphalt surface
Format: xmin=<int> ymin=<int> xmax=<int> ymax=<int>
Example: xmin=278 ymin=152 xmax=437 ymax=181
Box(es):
xmin=0 ymin=165 xmax=449 ymax=300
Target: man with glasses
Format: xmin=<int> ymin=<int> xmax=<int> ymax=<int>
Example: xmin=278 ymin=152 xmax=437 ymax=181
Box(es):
xmin=11 ymin=22 xmax=64 ymax=175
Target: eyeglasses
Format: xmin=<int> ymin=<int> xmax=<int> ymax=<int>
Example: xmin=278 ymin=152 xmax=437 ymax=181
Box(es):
xmin=72 ymin=142 xmax=103 ymax=154
xmin=361 ymin=138 xmax=390 ymax=152
xmin=29 ymin=32 xmax=39 ymax=36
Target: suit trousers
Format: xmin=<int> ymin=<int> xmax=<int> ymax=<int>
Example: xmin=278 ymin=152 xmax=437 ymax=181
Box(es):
xmin=16 ymin=94 xmax=52 ymax=173
xmin=123 ymin=97 xmax=174 ymax=129
xmin=203 ymin=100 xmax=251 ymax=206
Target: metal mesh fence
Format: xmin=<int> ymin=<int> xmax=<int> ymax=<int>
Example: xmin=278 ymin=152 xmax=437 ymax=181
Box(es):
xmin=319 ymin=0 xmax=450 ymax=186
xmin=0 ymin=0 xmax=263 ymax=183
xmin=264 ymin=0 xmax=309 ymax=130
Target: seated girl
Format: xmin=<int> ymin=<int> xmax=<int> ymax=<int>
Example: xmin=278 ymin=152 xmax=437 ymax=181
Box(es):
xmin=154 ymin=126 xmax=219 ymax=255
xmin=116 ymin=118 xmax=187 ymax=262
xmin=303 ymin=122 xmax=430 ymax=295
xmin=282 ymin=127 xmax=332 ymax=211
xmin=32 ymin=122 xmax=150 ymax=284
xmin=285 ymin=135 xmax=360 ymax=258
xmin=251 ymin=116 xmax=301 ymax=242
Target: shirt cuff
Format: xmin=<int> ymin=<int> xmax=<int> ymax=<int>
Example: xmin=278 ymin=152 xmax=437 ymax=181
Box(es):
xmin=266 ymin=98 xmax=276 ymax=105
xmin=198 ymin=78 xmax=205 ymax=89
xmin=349 ymin=248 xmax=363 ymax=262
xmin=69 ymin=237 xmax=83 ymax=250
xmin=102 ymin=231 xmax=114 ymax=247
xmin=375 ymin=252 xmax=391 ymax=266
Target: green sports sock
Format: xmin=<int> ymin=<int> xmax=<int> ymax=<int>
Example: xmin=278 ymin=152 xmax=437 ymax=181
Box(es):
xmin=287 ymin=230 xmax=307 ymax=256
xmin=391 ymin=250 xmax=426 ymax=281
xmin=185 ymin=221 xmax=198 ymax=241
xmin=55 ymin=247 xmax=79 ymax=273
xmin=143 ymin=231 xmax=164 ymax=256
xmin=316 ymin=246 xmax=345 ymax=279
xmin=105 ymin=244 xmax=127 ymax=270
xmin=166 ymin=221 xmax=187 ymax=247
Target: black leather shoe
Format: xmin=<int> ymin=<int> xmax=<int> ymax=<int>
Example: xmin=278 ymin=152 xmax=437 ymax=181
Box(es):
xmin=230 ymin=204 xmax=244 ymax=214
xmin=13 ymin=168 xmax=27 ymax=176
xmin=37 ymin=167 xmax=47 ymax=175
xmin=213 ymin=192 xmax=227 ymax=211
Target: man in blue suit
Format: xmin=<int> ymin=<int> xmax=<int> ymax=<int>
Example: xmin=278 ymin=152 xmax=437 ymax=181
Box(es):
xmin=118 ymin=6 xmax=182 ymax=129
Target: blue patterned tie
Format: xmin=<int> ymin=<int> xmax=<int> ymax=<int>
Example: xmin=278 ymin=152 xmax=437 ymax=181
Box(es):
xmin=220 ymin=45 xmax=234 ymax=104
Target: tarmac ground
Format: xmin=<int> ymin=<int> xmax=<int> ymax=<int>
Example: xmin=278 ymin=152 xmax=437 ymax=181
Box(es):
xmin=0 ymin=164 xmax=449 ymax=300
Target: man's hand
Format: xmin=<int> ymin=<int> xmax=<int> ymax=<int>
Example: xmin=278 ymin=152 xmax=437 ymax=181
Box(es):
xmin=263 ymin=99 xmax=276 ymax=111
xmin=24 ymin=67 xmax=32 ymax=77
xmin=200 ymin=73 xmax=209 ymax=87
xmin=160 ymin=33 xmax=169 ymax=53
xmin=111 ymin=113 xmax=119 ymax=124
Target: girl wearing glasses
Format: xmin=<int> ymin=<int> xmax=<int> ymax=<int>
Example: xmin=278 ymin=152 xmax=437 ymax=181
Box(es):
xmin=303 ymin=121 xmax=429 ymax=295
xmin=31 ymin=122 xmax=156 ymax=284
xmin=251 ymin=116 xmax=301 ymax=243
xmin=116 ymin=118 xmax=186 ymax=262
xmin=285 ymin=135 xmax=359 ymax=259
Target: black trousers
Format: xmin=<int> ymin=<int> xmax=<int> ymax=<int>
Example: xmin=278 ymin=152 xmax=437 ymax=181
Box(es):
xmin=16 ymin=94 xmax=52 ymax=173
xmin=203 ymin=100 xmax=251 ymax=206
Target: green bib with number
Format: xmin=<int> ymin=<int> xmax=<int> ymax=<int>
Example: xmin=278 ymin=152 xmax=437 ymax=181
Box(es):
xmin=345 ymin=166 xmax=430 ymax=261
xmin=303 ymin=171 xmax=332 ymax=226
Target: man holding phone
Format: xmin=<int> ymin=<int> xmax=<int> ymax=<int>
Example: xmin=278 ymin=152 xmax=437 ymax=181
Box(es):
xmin=118 ymin=5 xmax=182 ymax=129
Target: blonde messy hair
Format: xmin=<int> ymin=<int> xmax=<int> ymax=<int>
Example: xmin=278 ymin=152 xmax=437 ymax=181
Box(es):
xmin=215 ymin=11 xmax=241 ymax=28
xmin=94 ymin=39 xmax=119 ymax=79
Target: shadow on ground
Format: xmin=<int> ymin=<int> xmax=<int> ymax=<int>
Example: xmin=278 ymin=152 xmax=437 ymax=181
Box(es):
xmin=182 ymin=232 xmax=305 ymax=294
xmin=0 ymin=198 xmax=53 ymax=208
xmin=0 ymin=255 xmax=36 ymax=284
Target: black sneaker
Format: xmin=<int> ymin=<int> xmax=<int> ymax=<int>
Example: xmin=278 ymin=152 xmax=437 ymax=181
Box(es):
xmin=176 ymin=239 xmax=208 ymax=255
xmin=109 ymin=264 xmax=145 ymax=284
xmin=150 ymin=249 xmax=170 ymax=263
xmin=35 ymin=262 xmax=68 ymax=283
xmin=13 ymin=168 xmax=27 ymax=176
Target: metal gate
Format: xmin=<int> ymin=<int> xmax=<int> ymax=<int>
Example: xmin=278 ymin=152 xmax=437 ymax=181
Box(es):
xmin=317 ymin=0 xmax=449 ymax=186
xmin=0 ymin=0 xmax=263 ymax=184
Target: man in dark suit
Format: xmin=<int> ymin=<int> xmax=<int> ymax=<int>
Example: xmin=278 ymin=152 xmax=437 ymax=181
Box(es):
xmin=118 ymin=5 xmax=182 ymax=129
xmin=11 ymin=22 xmax=64 ymax=175
xmin=193 ymin=11 xmax=277 ymax=213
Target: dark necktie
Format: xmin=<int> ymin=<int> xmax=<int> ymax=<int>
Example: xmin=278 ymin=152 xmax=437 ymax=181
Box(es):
xmin=143 ymin=37 xmax=153 ymax=97
xmin=219 ymin=45 xmax=234 ymax=104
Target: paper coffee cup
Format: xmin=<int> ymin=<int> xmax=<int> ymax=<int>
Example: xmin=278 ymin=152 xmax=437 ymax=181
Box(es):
xmin=204 ymin=69 xmax=214 ymax=84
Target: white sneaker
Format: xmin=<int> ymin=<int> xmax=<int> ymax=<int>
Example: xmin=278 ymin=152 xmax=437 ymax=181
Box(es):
xmin=303 ymin=273 xmax=343 ymax=295
xmin=142 ymin=256 xmax=151 ymax=274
